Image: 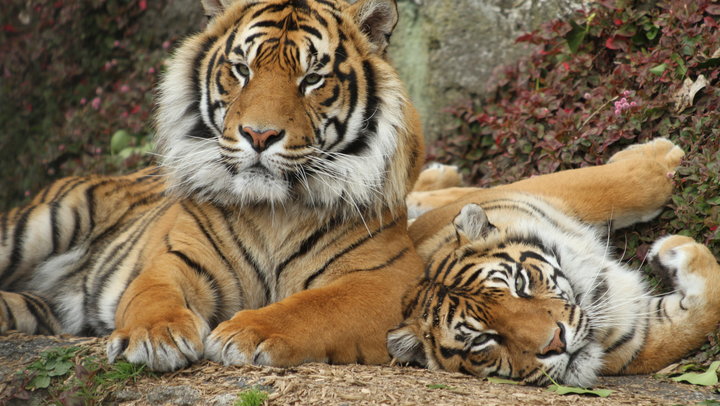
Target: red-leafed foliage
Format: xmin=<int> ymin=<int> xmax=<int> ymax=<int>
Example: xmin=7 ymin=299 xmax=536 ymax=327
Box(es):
xmin=432 ymin=0 xmax=720 ymax=268
xmin=0 ymin=0 xmax=203 ymax=210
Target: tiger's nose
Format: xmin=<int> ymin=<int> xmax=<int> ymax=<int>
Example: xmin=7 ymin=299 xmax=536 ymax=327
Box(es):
xmin=240 ymin=126 xmax=285 ymax=152
xmin=539 ymin=323 xmax=566 ymax=357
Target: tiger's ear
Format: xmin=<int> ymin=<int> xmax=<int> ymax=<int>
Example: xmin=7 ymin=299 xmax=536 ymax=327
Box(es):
xmin=348 ymin=0 xmax=399 ymax=54
xmin=453 ymin=203 xmax=495 ymax=245
xmin=201 ymin=0 xmax=243 ymax=18
xmin=387 ymin=323 xmax=428 ymax=366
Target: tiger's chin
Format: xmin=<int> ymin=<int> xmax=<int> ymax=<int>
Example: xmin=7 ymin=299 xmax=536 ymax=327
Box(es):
xmin=551 ymin=342 xmax=604 ymax=388
xmin=229 ymin=172 xmax=293 ymax=206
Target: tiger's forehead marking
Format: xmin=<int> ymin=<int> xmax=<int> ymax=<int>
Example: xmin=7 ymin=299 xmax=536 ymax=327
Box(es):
xmin=224 ymin=1 xmax=340 ymax=72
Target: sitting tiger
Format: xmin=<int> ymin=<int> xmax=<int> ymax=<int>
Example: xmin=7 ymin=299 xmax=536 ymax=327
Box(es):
xmin=388 ymin=138 xmax=720 ymax=387
xmin=0 ymin=0 xmax=426 ymax=372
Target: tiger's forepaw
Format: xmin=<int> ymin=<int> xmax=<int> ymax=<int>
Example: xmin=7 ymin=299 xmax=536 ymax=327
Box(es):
xmin=607 ymin=138 xmax=684 ymax=174
xmin=107 ymin=309 xmax=209 ymax=372
xmin=649 ymin=235 xmax=720 ymax=306
xmin=204 ymin=310 xmax=315 ymax=367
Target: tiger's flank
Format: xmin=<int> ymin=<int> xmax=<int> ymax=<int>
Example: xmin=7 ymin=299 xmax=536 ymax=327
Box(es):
xmin=0 ymin=0 xmax=425 ymax=372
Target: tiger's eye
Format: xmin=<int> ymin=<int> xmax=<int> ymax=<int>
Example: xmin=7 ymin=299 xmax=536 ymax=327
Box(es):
xmin=233 ymin=63 xmax=250 ymax=78
xmin=303 ymin=73 xmax=322 ymax=86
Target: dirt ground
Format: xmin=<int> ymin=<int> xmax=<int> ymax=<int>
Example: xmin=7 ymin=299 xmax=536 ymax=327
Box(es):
xmin=0 ymin=333 xmax=718 ymax=405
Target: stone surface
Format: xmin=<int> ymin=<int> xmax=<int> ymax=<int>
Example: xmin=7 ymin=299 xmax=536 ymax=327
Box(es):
xmin=145 ymin=385 xmax=202 ymax=405
xmin=388 ymin=0 xmax=586 ymax=140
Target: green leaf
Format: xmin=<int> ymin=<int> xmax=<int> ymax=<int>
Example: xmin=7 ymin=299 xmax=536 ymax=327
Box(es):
xmin=671 ymin=53 xmax=687 ymax=78
xmin=548 ymin=384 xmax=613 ymax=397
xmin=707 ymin=196 xmax=720 ymax=206
xmin=650 ymin=63 xmax=667 ymax=75
xmin=671 ymin=361 xmax=720 ymax=386
xmin=28 ymin=375 xmax=51 ymax=389
xmin=47 ymin=361 xmax=73 ymax=377
xmin=566 ymin=20 xmax=586 ymax=54
xmin=645 ymin=25 xmax=659 ymax=40
xmin=487 ymin=377 xmax=521 ymax=385
xmin=110 ymin=130 xmax=133 ymax=155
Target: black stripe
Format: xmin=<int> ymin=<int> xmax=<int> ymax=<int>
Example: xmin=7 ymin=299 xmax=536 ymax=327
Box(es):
xmin=0 ymin=295 xmax=17 ymax=330
xmin=168 ymin=250 xmax=223 ymax=326
xmin=352 ymin=247 xmax=409 ymax=273
xmin=49 ymin=202 xmax=62 ymax=254
xmin=86 ymin=202 xmax=171 ymax=328
xmin=188 ymin=118 xmax=216 ymax=139
xmin=0 ymin=205 xmax=37 ymax=284
xmin=451 ymin=263 xmax=479 ymax=288
xmin=18 ymin=292 xmax=57 ymax=335
xmin=605 ymin=327 xmax=637 ymax=353
xmin=251 ymin=3 xmax=288 ymax=19
xmin=314 ymin=0 xmax=338 ymax=10
xmin=185 ymin=204 xmax=246 ymax=309
xmin=300 ymin=24 xmax=322 ymax=39
xmin=216 ymin=208 xmax=271 ymax=303
xmin=251 ymin=19 xmax=286 ymax=30
xmin=224 ymin=29 xmax=237 ymax=56
xmin=519 ymin=250 xmax=552 ymax=264
xmin=204 ymin=47 xmax=223 ymax=136
xmin=68 ymin=207 xmax=83 ymax=248
xmin=431 ymin=253 xmax=452 ymax=280
xmin=320 ymin=84 xmax=340 ymax=107
xmin=492 ymin=252 xmax=515 ymax=263
xmin=303 ymin=217 xmax=400 ymax=289
xmin=188 ymin=35 xmax=217 ymax=139
xmin=243 ymin=32 xmax=265 ymax=45
xmin=275 ymin=214 xmax=344 ymax=279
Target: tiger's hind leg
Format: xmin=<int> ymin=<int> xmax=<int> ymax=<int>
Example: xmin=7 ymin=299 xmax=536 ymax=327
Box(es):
xmin=606 ymin=235 xmax=720 ymax=374
xmin=499 ymin=138 xmax=684 ymax=229
xmin=407 ymin=164 xmax=479 ymax=219
xmin=0 ymin=291 xmax=62 ymax=335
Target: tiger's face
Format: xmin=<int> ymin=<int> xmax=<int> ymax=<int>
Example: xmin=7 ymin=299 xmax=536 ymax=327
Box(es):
xmin=388 ymin=204 xmax=604 ymax=387
xmin=155 ymin=0 xmax=420 ymax=210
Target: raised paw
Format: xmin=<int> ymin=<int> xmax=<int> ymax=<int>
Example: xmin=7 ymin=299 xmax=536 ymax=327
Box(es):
xmin=607 ymin=138 xmax=684 ymax=174
xmin=648 ymin=235 xmax=720 ymax=306
xmin=107 ymin=309 xmax=209 ymax=372
xmin=204 ymin=309 xmax=320 ymax=367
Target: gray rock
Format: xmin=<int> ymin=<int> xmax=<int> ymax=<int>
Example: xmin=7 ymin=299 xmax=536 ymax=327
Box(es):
xmin=211 ymin=392 xmax=239 ymax=406
xmin=145 ymin=385 xmax=202 ymax=405
xmin=388 ymin=0 xmax=586 ymax=140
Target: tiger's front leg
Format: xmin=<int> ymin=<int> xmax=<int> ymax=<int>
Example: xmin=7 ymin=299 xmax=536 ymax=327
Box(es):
xmin=205 ymin=255 xmax=421 ymax=367
xmin=106 ymin=253 xmax=212 ymax=372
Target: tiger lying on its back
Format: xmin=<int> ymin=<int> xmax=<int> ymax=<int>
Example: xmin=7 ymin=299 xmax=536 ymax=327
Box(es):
xmin=389 ymin=138 xmax=720 ymax=386
xmin=0 ymin=0 xmax=426 ymax=371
